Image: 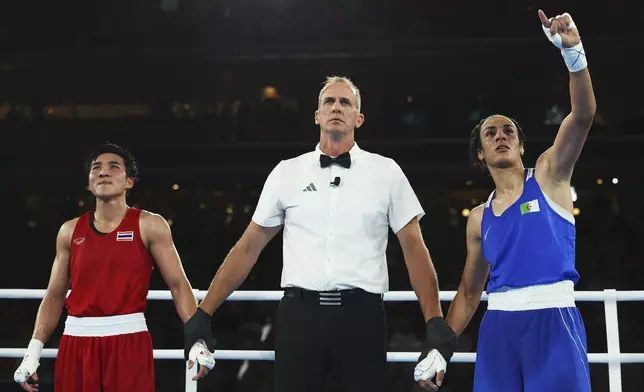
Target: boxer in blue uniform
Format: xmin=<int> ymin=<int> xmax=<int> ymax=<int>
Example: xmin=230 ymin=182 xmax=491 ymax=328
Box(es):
xmin=413 ymin=10 xmax=596 ymax=392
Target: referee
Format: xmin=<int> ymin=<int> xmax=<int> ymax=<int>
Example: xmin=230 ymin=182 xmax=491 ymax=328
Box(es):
xmin=184 ymin=76 xmax=457 ymax=391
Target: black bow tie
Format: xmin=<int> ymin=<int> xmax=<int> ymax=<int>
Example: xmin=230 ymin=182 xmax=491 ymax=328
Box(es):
xmin=320 ymin=152 xmax=351 ymax=169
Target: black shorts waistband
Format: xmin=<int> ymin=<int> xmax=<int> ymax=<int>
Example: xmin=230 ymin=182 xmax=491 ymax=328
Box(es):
xmin=283 ymin=287 xmax=383 ymax=306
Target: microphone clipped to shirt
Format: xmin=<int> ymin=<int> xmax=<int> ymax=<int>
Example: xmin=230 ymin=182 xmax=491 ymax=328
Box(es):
xmin=319 ymin=152 xmax=346 ymax=188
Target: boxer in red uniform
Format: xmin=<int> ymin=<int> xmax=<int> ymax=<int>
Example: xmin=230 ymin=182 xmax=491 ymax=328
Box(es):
xmin=14 ymin=142 xmax=215 ymax=392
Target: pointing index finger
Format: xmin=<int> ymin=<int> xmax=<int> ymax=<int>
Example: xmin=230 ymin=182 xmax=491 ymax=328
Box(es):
xmin=538 ymin=9 xmax=551 ymax=27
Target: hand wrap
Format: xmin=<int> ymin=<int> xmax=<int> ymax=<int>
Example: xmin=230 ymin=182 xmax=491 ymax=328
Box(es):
xmin=14 ymin=339 xmax=43 ymax=383
xmin=541 ymin=13 xmax=588 ymax=72
xmin=183 ymin=308 xmax=215 ymax=361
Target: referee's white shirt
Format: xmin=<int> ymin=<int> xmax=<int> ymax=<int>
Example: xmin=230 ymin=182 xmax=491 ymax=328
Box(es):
xmin=251 ymin=142 xmax=425 ymax=294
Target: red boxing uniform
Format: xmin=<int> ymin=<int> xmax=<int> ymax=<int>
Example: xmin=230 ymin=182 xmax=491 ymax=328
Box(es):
xmin=54 ymin=208 xmax=155 ymax=392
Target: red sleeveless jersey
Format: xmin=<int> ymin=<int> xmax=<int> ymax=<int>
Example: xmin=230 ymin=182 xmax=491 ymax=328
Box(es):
xmin=66 ymin=208 xmax=154 ymax=317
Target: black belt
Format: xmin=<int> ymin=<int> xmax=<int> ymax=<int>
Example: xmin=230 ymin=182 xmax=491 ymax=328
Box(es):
xmin=283 ymin=287 xmax=383 ymax=306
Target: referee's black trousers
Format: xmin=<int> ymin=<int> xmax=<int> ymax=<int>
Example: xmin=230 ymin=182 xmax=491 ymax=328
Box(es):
xmin=274 ymin=287 xmax=387 ymax=392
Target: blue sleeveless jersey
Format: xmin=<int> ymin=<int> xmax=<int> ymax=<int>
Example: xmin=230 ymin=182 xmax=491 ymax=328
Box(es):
xmin=481 ymin=168 xmax=579 ymax=293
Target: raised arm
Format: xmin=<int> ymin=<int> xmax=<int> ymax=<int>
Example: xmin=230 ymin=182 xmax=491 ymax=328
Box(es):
xmin=445 ymin=205 xmax=490 ymax=336
xmin=538 ymin=10 xmax=597 ymax=181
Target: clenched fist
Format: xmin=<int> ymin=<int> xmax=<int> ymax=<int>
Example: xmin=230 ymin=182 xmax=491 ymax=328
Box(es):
xmin=538 ymin=10 xmax=581 ymax=49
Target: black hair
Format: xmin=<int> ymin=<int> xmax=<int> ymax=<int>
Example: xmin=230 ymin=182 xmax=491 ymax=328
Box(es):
xmin=85 ymin=142 xmax=140 ymax=184
xmin=468 ymin=114 xmax=527 ymax=171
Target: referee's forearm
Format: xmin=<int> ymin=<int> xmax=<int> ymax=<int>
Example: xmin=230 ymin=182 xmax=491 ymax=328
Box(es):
xmin=404 ymin=246 xmax=443 ymax=322
xmin=199 ymin=245 xmax=258 ymax=316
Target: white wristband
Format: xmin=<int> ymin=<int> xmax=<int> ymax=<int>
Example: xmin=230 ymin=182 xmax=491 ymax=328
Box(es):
xmin=14 ymin=339 xmax=44 ymax=383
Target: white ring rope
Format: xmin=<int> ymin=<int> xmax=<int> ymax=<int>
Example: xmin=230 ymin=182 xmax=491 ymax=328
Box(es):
xmin=2 ymin=289 xmax=644 ymax=301
xmin=2 ymin=289 xmax=642 ymax=392
xmin=1 ymin=348 xmax=644 ymax=364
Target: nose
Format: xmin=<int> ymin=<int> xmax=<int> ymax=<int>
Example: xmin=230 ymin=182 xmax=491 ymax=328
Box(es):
xmin=98 ymin=169 xmax=110 ymax=177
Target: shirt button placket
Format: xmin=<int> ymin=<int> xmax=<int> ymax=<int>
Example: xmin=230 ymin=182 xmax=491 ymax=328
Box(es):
xmin=325 ymin=168 xmax=339 ymax=291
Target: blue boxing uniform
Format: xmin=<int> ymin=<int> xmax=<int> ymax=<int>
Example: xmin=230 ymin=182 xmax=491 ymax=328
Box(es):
xmin=474 ymin=168 xmax=591 ymax=392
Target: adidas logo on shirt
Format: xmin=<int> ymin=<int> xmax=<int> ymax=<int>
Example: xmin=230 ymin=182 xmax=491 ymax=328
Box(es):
xmin=302 ymin=183 xmax=317 ymax=192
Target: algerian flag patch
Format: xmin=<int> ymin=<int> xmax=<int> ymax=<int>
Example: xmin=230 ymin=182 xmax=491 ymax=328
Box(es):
xmin=520 ymin=199 xmax=540 ymax=215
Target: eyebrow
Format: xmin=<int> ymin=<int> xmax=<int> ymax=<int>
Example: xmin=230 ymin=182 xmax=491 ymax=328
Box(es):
xmin=483 ymin=123 xmax=514 ymax=132
xmin=92 ymin=160 xmax=122 ymax=166
xmin=324 ymin=96 xmax=352 ymax=104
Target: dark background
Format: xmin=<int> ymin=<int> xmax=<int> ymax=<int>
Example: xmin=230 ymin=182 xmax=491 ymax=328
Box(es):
xmin=1 ymin=0 xmax=643 ymax=390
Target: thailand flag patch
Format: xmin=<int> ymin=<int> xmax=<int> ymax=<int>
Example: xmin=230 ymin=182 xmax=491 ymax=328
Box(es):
xmin=116 ymin=231 xmax=134 ymax=241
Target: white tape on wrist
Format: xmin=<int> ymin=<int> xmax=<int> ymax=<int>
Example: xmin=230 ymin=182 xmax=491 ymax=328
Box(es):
xmin=14 ymin=339 xmax=44 ymax=383
xmin=541 ymin=13 xmax=588 ymax=72
xmin=560 ymin=43 xmax=587 ymax=72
